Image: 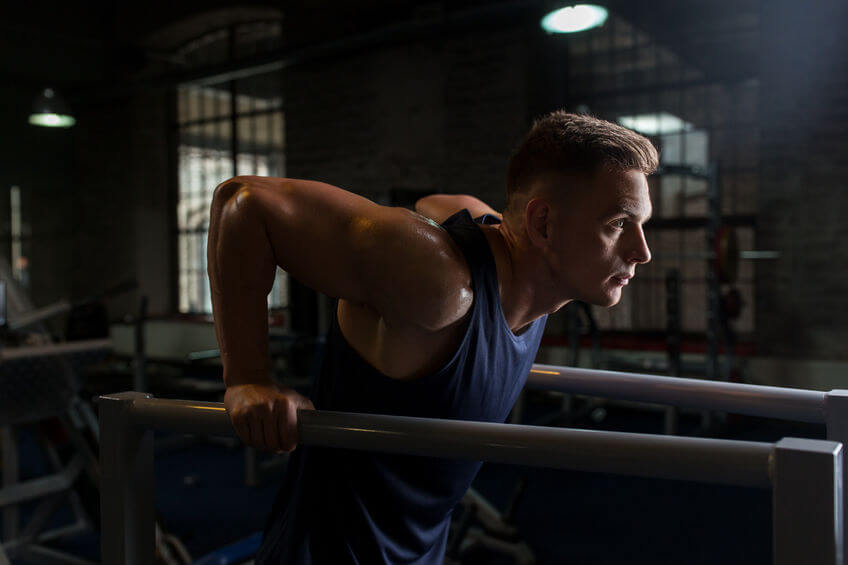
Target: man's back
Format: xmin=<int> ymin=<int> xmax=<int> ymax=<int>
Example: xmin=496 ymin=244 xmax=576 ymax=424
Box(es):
xmin=256 ymin=210 xmax=547 ymax=564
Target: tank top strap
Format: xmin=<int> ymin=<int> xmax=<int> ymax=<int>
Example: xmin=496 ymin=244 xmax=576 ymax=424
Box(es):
xmin=440 ymin=209 xmax=500 ymax=297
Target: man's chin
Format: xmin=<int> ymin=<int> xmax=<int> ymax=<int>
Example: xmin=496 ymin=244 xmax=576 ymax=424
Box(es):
xmin=597 ymin=287 xmax=622 ymax=308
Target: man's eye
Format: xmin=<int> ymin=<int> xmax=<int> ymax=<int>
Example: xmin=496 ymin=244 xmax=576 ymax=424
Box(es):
xmin=611 ymin=219 xmax=625 ymax=229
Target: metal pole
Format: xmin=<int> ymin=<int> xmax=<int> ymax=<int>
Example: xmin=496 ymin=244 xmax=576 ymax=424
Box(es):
xmin=664 ymin=269 xmax=682 ymax=435
xmin=526 ymin=364 xmax=827 ymax=424
xmin=132 ymin=297 xmax=147 ymax=392
xmin=1 ymin=427 xmax=19 ymax=543
xmin=826 ymin=390 xmax=848 ymax=565
xmin=99 ymin=392 xmax=155 ymax=565
xmin=772 ymin=438 xmax=843 ymax=565
xmin=124 ymin=396 xmax=774 ymax=488
xmin=99 ymin=394 xmax=848 ymax=565
xmin=704 ymin=161 xmax=722 ymax=431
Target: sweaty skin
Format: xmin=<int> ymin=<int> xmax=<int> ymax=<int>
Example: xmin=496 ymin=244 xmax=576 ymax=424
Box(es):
xmin=207 ymin=171 xmax=651 ymax=451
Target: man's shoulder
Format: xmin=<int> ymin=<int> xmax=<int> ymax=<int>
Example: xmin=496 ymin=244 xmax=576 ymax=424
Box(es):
xmin=356 ymin=207 xmax=473 ymax=334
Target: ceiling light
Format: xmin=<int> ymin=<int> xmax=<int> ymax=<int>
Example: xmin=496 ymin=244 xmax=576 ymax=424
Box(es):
xmin=28 ymin=88 xmax=76 ymax=128
xmin=541 ymin=4 xmax=609 ymax=34
xmin=617 ymin=112 xmax=694 ymax=136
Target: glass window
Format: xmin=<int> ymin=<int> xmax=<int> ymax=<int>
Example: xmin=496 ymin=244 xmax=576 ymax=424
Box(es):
xmin=174 ymin=23 xmax=286 ymax=315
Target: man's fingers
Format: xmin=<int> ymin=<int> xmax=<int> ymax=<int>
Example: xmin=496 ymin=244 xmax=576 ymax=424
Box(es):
xmin=224 ymin=385 xmax=312 ymax=452
xmin=280 ymin=398 xmax=299 ymax=452
xmin=246 ymin=411 xmax=264 ymax=450
xmin=262 ymin=405 xmax=282 ymax=452
xmin=232 ymin=417 xmax=252 ymax=447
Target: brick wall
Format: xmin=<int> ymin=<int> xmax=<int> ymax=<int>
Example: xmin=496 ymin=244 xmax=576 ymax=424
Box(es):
xmin=0 ymin=84 xmax=76 ymax=309
xmin=284 ymin=22 xmax=530 ymax=211
xmin=756 ymin=0 xmax=848 ymax=358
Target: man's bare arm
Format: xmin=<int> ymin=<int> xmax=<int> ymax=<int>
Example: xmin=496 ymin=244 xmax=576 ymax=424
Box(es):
xmin=207 ymin=176 xmax=472 ymax=450
xmin=209 ymin=176 xmax=471 ymax=384
xmin=415 ymin=194 xmax=502 ymax=224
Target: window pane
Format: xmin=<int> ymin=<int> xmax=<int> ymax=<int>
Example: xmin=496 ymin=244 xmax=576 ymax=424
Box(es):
xmin=176 ymin=23 xmax=286 ymax=315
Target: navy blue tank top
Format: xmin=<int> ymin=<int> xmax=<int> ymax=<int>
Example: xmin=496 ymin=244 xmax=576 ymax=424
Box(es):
xmin=256 ymin=210 xmax=547 ymax=564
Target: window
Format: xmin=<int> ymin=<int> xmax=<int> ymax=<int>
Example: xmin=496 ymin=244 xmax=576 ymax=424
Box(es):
xmin=9 ymin=185 xmax=30 ymax=288
xmin=174 ymin=22 xmax=287 ymax=314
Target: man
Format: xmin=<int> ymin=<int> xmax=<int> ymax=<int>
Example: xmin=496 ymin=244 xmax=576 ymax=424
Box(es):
xmin=207 ymin=111 xmax=657 ymax=563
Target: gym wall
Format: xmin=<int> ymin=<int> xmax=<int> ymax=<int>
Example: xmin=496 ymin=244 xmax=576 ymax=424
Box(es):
xmin=756 ymin=0 xmax=848 ymax=359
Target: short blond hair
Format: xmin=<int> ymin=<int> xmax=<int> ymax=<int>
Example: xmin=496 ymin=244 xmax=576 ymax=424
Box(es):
xmin=505 ymin=111 xmax=659 ymax=209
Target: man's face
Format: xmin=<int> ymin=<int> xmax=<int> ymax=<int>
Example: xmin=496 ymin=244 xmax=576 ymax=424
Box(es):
xmin=544 ymin=168 xmax=652 ymax=307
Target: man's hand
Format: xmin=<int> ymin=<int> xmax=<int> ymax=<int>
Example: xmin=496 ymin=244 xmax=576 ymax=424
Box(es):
xmin=224 ymin=383 xmax=315 ymax=452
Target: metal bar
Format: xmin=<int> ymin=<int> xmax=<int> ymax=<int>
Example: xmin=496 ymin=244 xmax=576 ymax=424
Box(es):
xmin=0 ymin=456 xmax=84 ymax=506
xmin=1 ymin=427 xmax=19 ymax=542
xmin=740 ymin=250 xmax=780 ymax=260
xmin=148 ymin=2 xmax=537 ymax=89
xmin=773 ymin=438 xmax=843 ymax=565
xmin=124 ymin=396 xmax=773 ymax=488
xmin=527 ymin=364 xmax=827 ymax=424
xmin=0 ymin=338 xmax=111 ymax=361
xmin=178 ymin=106 xmax=283 ymax=129
xmin=133 ymin=297 xmax=147 ymax=392
xmin=8 ymin=300 xmax=72 ymax=330
xmin=705 ymin=161 xmax=722 ymax=386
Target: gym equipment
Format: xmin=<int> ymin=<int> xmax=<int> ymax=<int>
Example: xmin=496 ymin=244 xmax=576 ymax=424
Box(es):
xmin=0 ymin=259 xmax=191 ymax=564
xmin=8 ymin=278 xmax=137 ymax=331
xmin=0 ymin=339 xmax=113 ymax=562
xmin=99 ymin=372 xmax=845 ymax=565
xmin=654 ymin=225 xmax=776 ymax=284
xmin=447 ymin=481 xmax=533 ymax=565
xmin=0 ymin=253 xmax=114 ymax=562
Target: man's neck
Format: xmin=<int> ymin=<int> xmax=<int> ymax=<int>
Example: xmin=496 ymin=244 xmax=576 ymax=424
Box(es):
xmin=484 ymin=221 xmax=571 ymax=333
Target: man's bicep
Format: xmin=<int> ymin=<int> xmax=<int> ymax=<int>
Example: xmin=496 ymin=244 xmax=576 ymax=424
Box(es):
xmin=245 ymin=177 xmax=386 ymax=303
xmin=246 ymin=177 xmax=470 ymax=328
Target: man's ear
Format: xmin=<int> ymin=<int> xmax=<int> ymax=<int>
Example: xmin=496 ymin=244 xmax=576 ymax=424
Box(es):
xmin=524 ymin=198 xmax=551 ymax=249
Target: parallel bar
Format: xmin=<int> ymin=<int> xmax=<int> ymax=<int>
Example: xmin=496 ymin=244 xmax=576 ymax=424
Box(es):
xmin=130 ymin=398 xmax=236 ymax=438
xmin=528 ymin=364 xmax=827 ymax=424
xmin=127 ymin=397 xmax=773 ymax=488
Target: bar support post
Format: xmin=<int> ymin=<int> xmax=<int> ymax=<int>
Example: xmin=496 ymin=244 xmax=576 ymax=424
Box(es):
xmin=99 ymin=392 xmax=154 ymax=565
xmin=826 ymin=390 xmax=848 ymax=565
xmin=773 ymin=438 xmax=843 ymax=565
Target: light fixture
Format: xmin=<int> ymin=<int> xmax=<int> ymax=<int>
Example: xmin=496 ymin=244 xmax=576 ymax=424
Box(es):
xmin=617 ymin=112 xmax=694 ymax=136
xmin=540 ymin=4 xmax=609 ymax=34
xmin=28 ymin=88 xmax=76 ymax=128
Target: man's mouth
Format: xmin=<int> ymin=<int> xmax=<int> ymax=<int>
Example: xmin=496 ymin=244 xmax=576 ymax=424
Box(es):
xmin=611 ymin=274 xmax=632 ymax=286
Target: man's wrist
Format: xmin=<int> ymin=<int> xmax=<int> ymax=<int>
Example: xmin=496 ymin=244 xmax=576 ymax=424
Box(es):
xmin=223 ymin=367 xmax=274 ymax=388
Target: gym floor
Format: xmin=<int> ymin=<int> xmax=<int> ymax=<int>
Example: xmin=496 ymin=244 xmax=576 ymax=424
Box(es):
xmin=7 ymin=393 xmax=825 ymax=564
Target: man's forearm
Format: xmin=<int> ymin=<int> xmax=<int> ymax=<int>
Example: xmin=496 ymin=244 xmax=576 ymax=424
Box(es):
xmin=208 ymin=180 xmax=278 ymax=387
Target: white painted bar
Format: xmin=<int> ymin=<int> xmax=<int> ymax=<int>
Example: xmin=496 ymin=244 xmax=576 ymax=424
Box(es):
xmin=527 ymin=364 xmax=827 ymax=423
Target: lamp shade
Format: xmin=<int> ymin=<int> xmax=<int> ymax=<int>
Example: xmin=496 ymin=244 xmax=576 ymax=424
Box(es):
xmin=28 ymin=88 xmax=76 ymax=128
